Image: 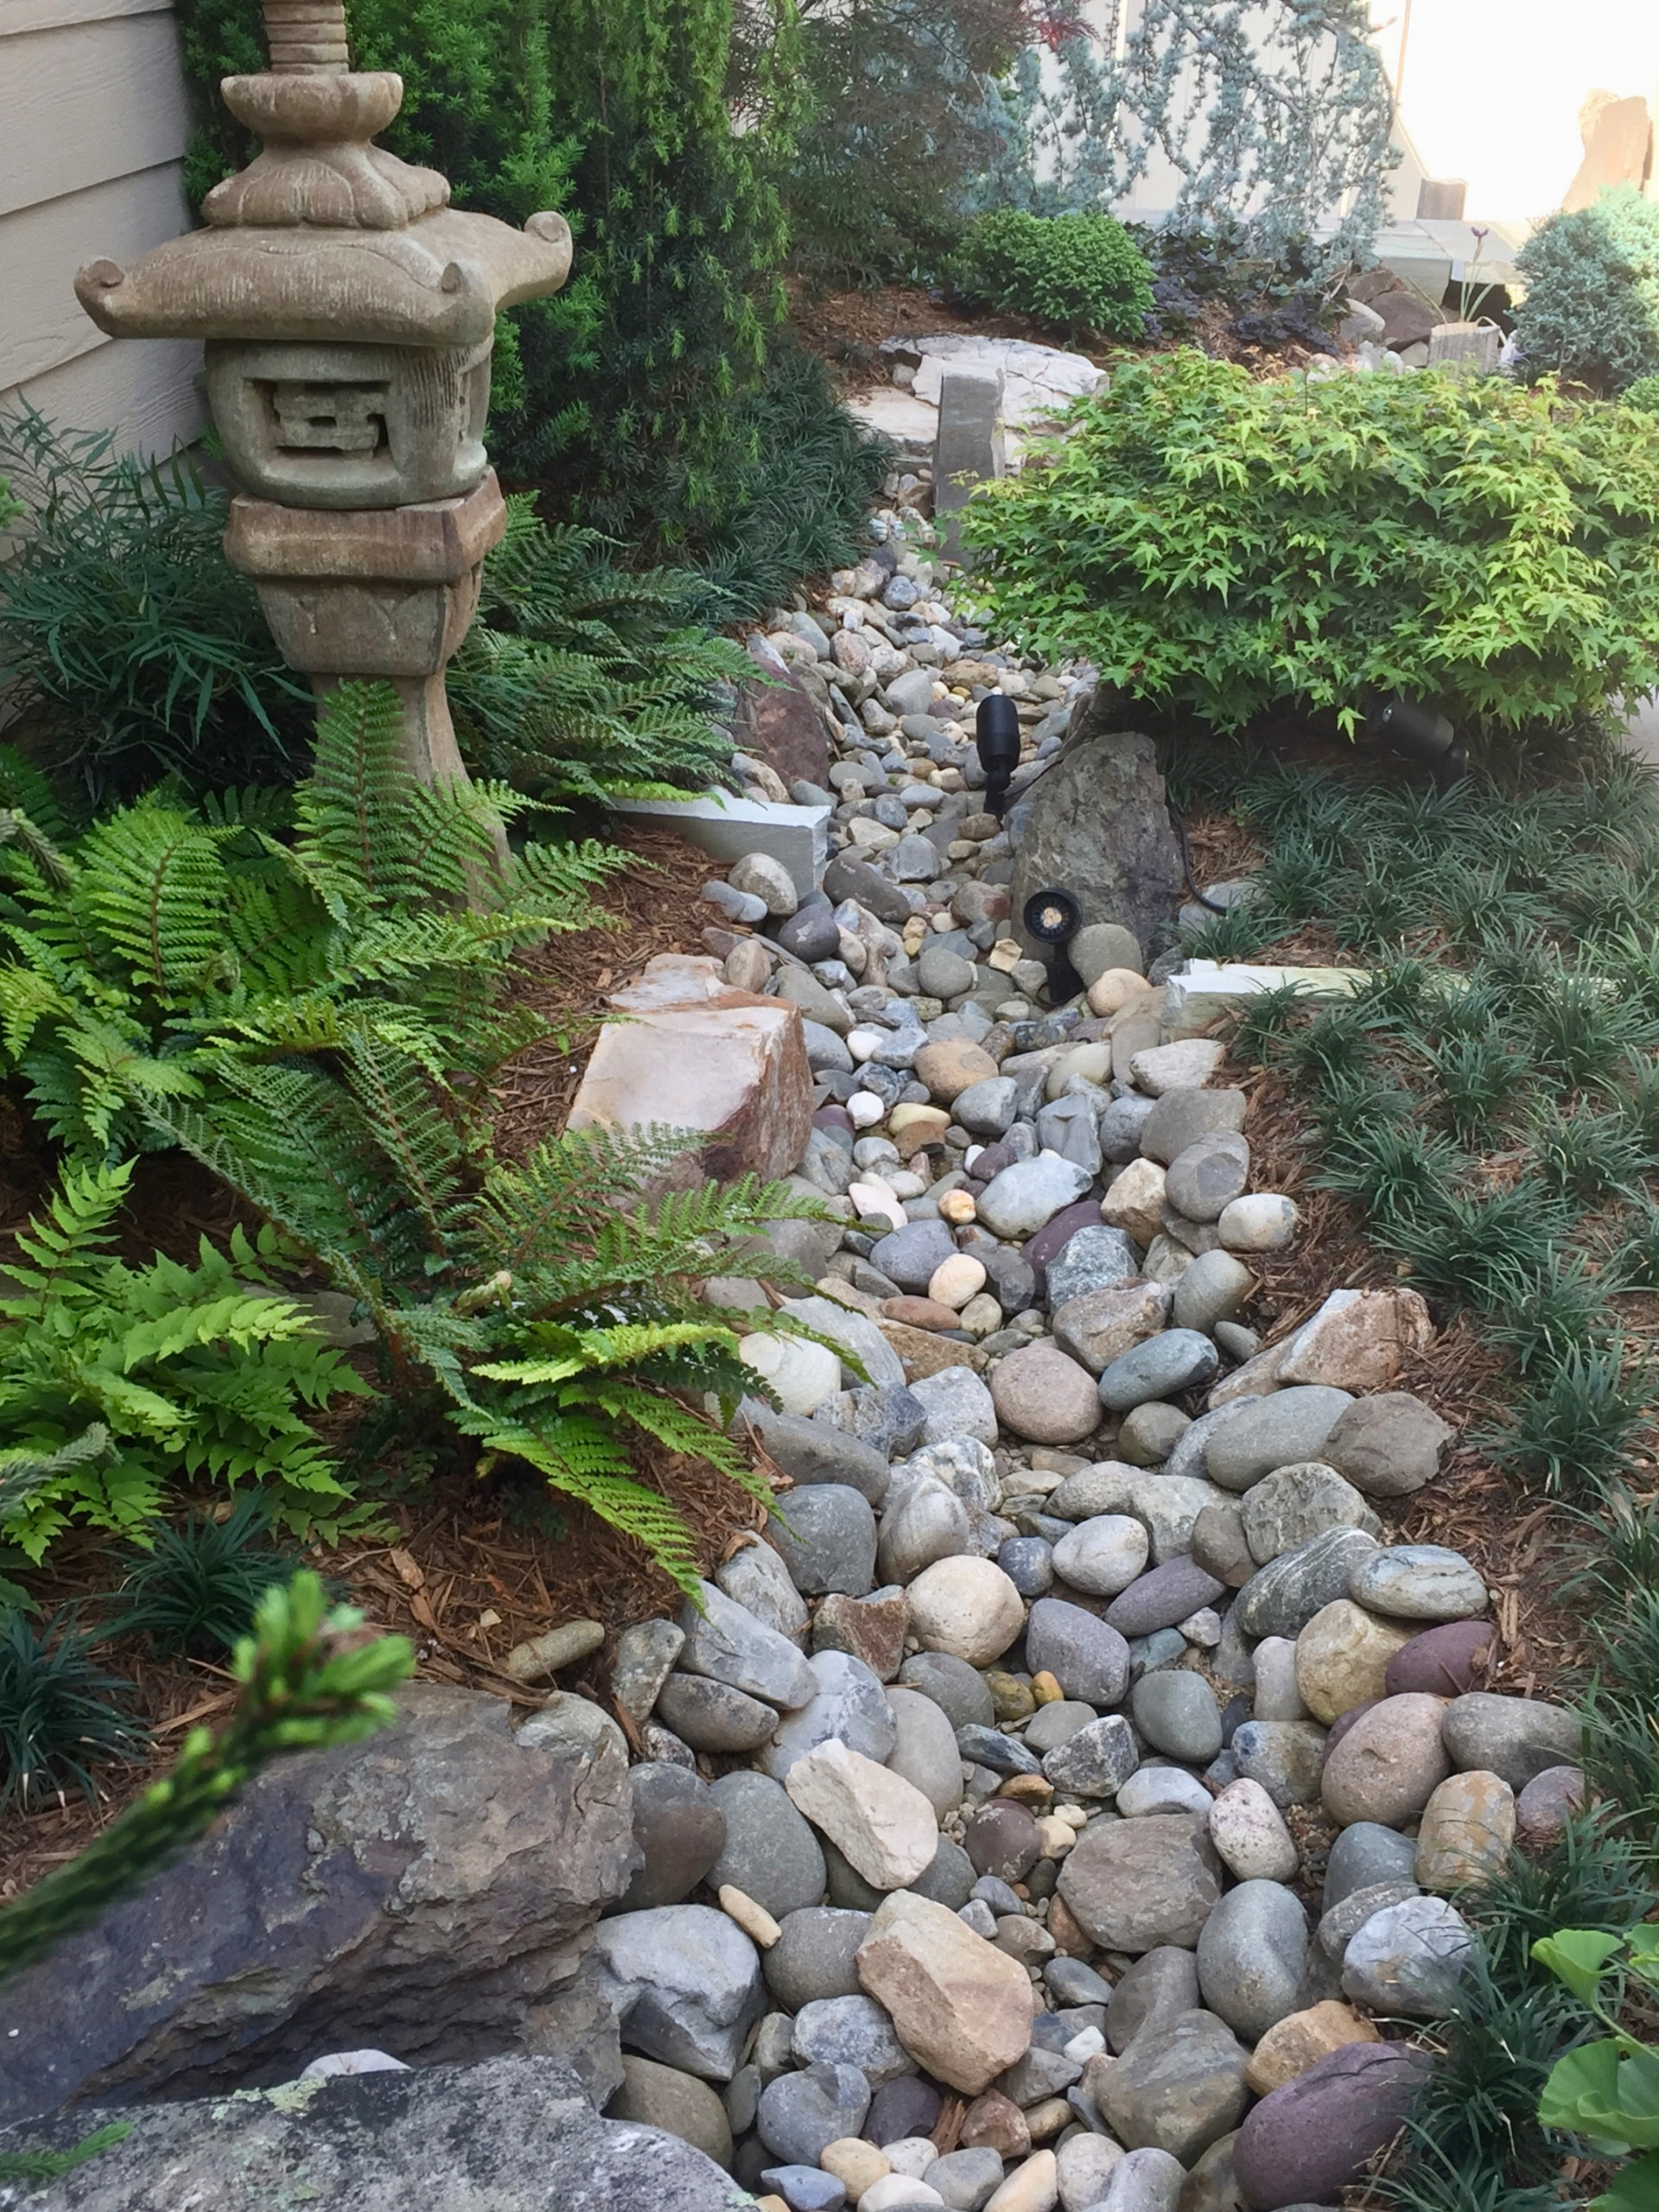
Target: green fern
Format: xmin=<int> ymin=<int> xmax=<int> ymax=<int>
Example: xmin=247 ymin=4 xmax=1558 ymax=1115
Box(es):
xmin=448 ymin=499 xmax=747 ymax=804
xmin=0 ymin=1160 xmax=368 ymax=1559
xmin=0 ymin=682 xmax=625 ymax=1165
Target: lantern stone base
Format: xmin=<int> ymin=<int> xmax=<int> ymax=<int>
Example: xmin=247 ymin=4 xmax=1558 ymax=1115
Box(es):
xmin=223 ymin=469 xmax=506 ymax=786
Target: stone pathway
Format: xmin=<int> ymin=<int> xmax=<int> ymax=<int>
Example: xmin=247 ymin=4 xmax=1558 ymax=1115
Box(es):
xmin=566 ymin=539 xmax=1588 ymax=2212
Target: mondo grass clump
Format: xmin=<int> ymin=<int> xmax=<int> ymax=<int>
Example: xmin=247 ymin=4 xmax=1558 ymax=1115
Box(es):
xmin=1186 ymin=738 xmax=1659 ymax=2207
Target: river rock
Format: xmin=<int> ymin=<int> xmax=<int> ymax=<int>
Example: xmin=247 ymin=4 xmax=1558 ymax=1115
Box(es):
xmin=1118 ymin=1766 xmax=1212 ymax=1819
xmin=912 ymin=1365 xmax=1000 ymax=1447
xmin=1196 ymin=1882 xmax=1308 ymax=2042
xmin=1340 ymin=1893 xmax=1473 ymax=2016
xmin=992 ymin=1344 xmax=1103 ymax=1444
xmin=1053 ymin=1282 xmax=1173 ymax=1376
xmin=621 ymin=1763 xmax=729 ymax=1913
xmin=679 ymin=1580 xmax=817 ymax=1710
xmin=1027 ymin=1598 xmax=1132 ymax=1707
xmin=1055 ymin=2135 xmax=1125 ymax=2212
xmin=719 ymin=1539 xmax=811 ymax=1643
xmin=1129 ymin=1478 xmax=1232 ymax=1567
xmin=1046 ymin=1225 xmax=1141 ymax=1308
xmin=1205 ymin=1391 xmax=1355 ymax=1491
xmin=963 ymin=1799 xmax=1044 ymax=1882
xmin=906 ymin=1557 xmax=1026 ymax=1666
xmin=1132 ymin=1672 xmax=1223 ymax=1762
xmin=886 ymin=1684 xmax=964 ymax=1820
xmin=592 ymin=1904 xmax=763 ymax=2081
xmin=767 ymin=1488 xmax=879 ymax=1598
xmin=1244 ymin=2000 xmax=1380 ymax=2096
xmin=793 ymin=1994 xmax=915 ymax=2086
xmin=1323 ymin=1822 xmax=1419 ymax=1912
xmin=1058 ymin=1816 xmax=1224 ymax=1951
xmin=980 ymin=1158 xmax=1095 ymax=1241
xmin=1274 ymin=1288 xmax=1432 ymax=1394
xmin=1216 ymin=1195 xmax=1299 ymax=1252
xmin=766 ymin=1909 xmax=873 ymax=2011
xmin=1098 ymin=2009 xmax=1250 ymax=2163
xmin=1293 ymin=1601 xmax=1414 ymax=1726
xmin=1236 ymin=1530 xmax=1381 ymax=1641
xmin=1320 ymin=1694 xmax=1452 ymax=1829
xmin=1319 ymin=1392 xmax=1454 ymax=1498
xmin=874 ymin=1220 xmax=962 ymax=1296
xmin=1241 ymin=1465 xmax=1381 ymax=1564
xmin=785 ymin=1741 xmax=938 ymax=1891
xmin=762 ymin=1651 xmax=898 ymax=1781
xmin=1047 ymin=1463 xmax=1135 ymax=1521
xmin=1382 ymin=1620 xmax=1494 ymax=1699
xmin=1230 ymin=1722 xmax=1327 ymax=1808
xmin=1106 ymin=1946 xmax=1202 ymax=2053
xmin=1414 ymin=1770 xmax=1516 ymax=1891
xmin=1094 ymin=2145 xmax=1185 ymax=2211
xmin=1516 ymin=1764 xmax=1586 ymax=1848
xmin=1348 ymin=1546 xmax=1487 ymax=1623
xmin=1170 ymin=1249 xmax=1254 ymax=1334
xmin=1230 ymin=2044 xmax=1428 ymax=2208
xmin=759 ymin=2063 xmax=874 ymax=2164
xmin=1053 ymin=1515 xmax=1152 ymax=1596
xmin=857 ymin=1891 xmax=1037 ymax=2094
xmin=1042 ymin=1714 xmax=1141 ymax=1798
xmin=899 ymin=1649 xmax=996 ymax=1732
xmin=1098 ymin=1330 xmax=1220 ymax=1413
xmin=613 ymin=1618 xmax=689 ymax=1726
xmin=611 ymin=2052 xmax=734 ymax=2167
xmin=709 ymin=1770 xmax=828 ymax=1921
xmin=655 ymin=1670 xmax=781 ymax=1756
xmin=1190 ymin=1498 xmax=1254 ymax=1587
xmin=1140 ymin=1089 xmax=1247 ymax=1166
xmin=1440 ymin=1692 xmax=1581 ymax=1789
xmin=1104 ymin=1557 xmax=1226 ymax=1637
xmin=1206 ymin=1780 xmax=1298 ymax=1883
xmin=879 ymin=1478 xmax=975 ymax=1586
xmin=815 ymin=1592 xmax=909 ymax=1683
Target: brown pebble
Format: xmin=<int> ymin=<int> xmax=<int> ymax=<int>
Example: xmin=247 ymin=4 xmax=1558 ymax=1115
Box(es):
xmin=881 ymin=1295 xmax=964 ymax=1332
xmin=961 ymin=2088 xmax=1031 ymax=2158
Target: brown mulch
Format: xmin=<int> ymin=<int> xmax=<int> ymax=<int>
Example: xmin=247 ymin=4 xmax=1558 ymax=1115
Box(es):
xmin=488 ymin=825 xmax=716 ymax=1160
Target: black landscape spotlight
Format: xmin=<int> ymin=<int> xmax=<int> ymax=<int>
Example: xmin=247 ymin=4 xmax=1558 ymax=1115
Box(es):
xmin=1366 ymin=695 xmax=1468 ymax=790
xmin=1024 ymin=886 xmax=1084 ymax=1006
xmin=976 ymin=695 xmax=1022 ymax=820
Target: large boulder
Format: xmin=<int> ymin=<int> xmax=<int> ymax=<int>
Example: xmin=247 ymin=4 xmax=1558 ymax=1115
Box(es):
xmin=0 ymin=1686 xmax=633 ymax=2128
xmin=0 ymin=2056 xmax=737 ymax=2211
xmin=1008 ymin=705 xmax=1183 ymax=964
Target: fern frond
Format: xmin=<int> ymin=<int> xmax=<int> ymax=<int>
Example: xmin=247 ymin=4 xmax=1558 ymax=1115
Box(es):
xmin=2 ymin=1160 xmax=131 ymax=1313
xmin=73 ymin=800 xmax=232 ymax=997
xmin=0 ymin=1425 xmax=110 ymax=1524
xmin=467 ymin=1415 xmax=705 ymax=1598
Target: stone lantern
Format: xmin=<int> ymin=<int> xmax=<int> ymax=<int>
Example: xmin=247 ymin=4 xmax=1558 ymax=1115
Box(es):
xmin=73 ymin=0 xmax=573 ymax=786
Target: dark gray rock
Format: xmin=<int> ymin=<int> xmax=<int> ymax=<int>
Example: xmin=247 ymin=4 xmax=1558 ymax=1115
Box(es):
xmin=817 ymin=1382 xmax=927 ymax=1463
xmin=897 ymin=1649 xmax=996 ymax=1731
xmin=1100 ymin=1092 xmax=1158 ymax=1164
xmin=1236 ymin=1529 xmax=1381 ymax=1640
xmin=911 ymin=1834 xmax=978 ymax=1911
xmin=1320 ymin=1391 xmax=1453 ymax=1499
xmin=746 ymin=1408 xmax=892 ymax=1506
xmin=0 ymin=2057 xmax=738 ymax=2212
xmin=1230 ymin=1720 xmax=1328 ymax=1808
xmin=767 ymin=1485 xmax=879 ymax=1597
xmin=707 ymin=1770 xmax=827 ymax=1919
xmin=792 ymin=1995 xmax=913 ymax=2085
xmin=1132 ymin=1672 xmax=1223 ymax=1762
xmin=762 ymin=1651 xmax=897 ymax=1781
xmin=1440 ymin=1693 xmax=1582 ymax=1790
xmin=1322 ymin=1821 xmax=1419 ymax=1914
xmin=1098 ymin=1330 xmax=1220 ymax=1412
xmin=591 ymin=1904 xmax=765 ymax=2081
xmin=765 ymin=1910 xmax=872 ymax=2012
xmin=1204 ymin=1389 xmax=1356 ymax=1493
xmin=823 ymin=855 xmax=913 ymax=927
xmin=1049 ymin=1956 xmax=1116 ymax=2011
xmin=678 ymin=1581 xmax=817 ymax=1710
xmin=871 ymin=1219 xmax=960 ymax=1294
xmin=620 ymin=1763 xmax=728 ymax=1911
xmin=866 ymin=2074 xmax=943 ymax=2144
xmin=1196 ymin=1881 xmax=1308 ymax=2041
xmin=1107 ymin=1946 xmax=1203 ymax=2054
xmin=1097 ymin=2009 xmax=1251 ymax=2164
xmin=1165 ymin=1135 xmax=1251 ymax=1224
xmin=1027 ymin=1596 xmax=1132 ymax=1707
xmin=1008 ymin=712 xmax=1184 ymax=969
xmin=654 ymin=1674 xmax=781 ymax=1755
xmin=1059 ymin=1817 xmax=1224 ymax=1952
xmin=756 ymin=2062 xmax=873 ymax=2164
xmin=1104 ymin=1557 xmax=1226 ymax=1637
xmin=998 ymin=1535 xmax=1056 ymax=1597
xmin=0 ymin=1686 xmax=633 ymax=2128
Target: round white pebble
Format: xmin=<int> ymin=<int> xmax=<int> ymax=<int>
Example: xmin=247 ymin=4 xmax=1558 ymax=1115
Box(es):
xmin=849 ymin=1090 xmax=887 ymax=1128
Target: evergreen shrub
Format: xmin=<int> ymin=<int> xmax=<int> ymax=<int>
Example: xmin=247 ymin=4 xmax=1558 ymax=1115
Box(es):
xmin=172 ymin=0 xmax=879 ymax=589
xmin=1513 ymin=188 xmax=1659 ymax=395
xmin=953 ymin=208 xmax=1155 ymax=340
xmin=963 ymin=350 xmax=1659 ymax=743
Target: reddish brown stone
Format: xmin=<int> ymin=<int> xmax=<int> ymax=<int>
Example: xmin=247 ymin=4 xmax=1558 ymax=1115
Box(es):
xmin=734 ymin=634 xmax=830 ymax=791
xmin=1384 ymin=1619 xmax=1495 ymax=1700
xmin=812 ymin=1591 xmax=909 ymax=1682
xmin=960 ymin=2088 xmax=1031 ymax=2159
xmin=882 ymin=1296 xmax=964 ymax=1332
